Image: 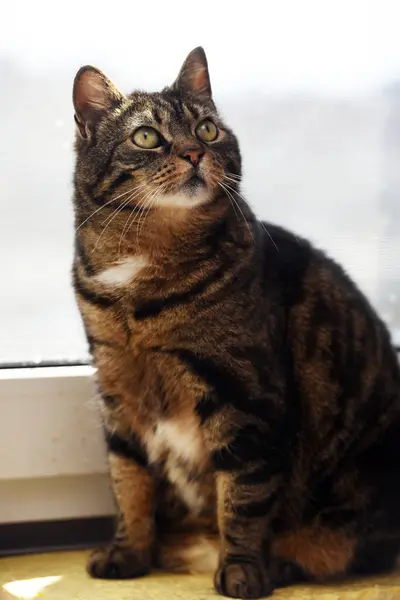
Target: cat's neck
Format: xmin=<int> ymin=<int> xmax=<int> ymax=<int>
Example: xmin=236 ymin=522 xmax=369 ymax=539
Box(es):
xmin=76 ymin=190 xmax=253 ymax=274
xmin=75 ymin=190 xmax=257 ymax=298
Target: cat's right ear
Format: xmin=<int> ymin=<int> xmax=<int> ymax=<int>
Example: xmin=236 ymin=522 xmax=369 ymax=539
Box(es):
xmin=73 ymin=66 xmax=124 ymax=139
xmin=172 ymin=47 xmax=212 ymax=101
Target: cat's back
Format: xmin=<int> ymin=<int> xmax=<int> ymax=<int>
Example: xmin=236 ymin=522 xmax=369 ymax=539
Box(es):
xmin=260 ymin=222 xmax=400 ymax=453
xmin=259 ymin=222 xmax=400 ymax=531
xmin=260 ymin=221 xmax=395 ymax=365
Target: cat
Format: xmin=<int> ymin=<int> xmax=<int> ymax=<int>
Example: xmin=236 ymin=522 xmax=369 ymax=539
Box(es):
xmin=72 ymin=47 xmax=400 ymax=598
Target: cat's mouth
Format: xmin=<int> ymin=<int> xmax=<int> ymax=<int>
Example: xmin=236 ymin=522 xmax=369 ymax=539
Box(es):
xmin=187 ymin=173 xmax=204 ymax=185
xmin=181 ymin=171 xmax=206 ymax=194
xmin=159 ymin=164 xmax=216 ymax=205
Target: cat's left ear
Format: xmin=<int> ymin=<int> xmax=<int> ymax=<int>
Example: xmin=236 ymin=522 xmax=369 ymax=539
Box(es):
xmin=173 ymin=47 xmax=212 ymax=101
xmin=73 ymin=66 xmax=125 ymax=139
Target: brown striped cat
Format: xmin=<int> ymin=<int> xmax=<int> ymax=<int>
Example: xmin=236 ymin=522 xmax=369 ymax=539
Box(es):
xmin=72 ymin=47 xmax=400 ymax=598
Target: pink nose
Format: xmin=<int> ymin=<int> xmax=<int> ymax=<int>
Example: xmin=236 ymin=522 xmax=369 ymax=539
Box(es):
xmin=179 ymin=147 xmax=204 ymax=167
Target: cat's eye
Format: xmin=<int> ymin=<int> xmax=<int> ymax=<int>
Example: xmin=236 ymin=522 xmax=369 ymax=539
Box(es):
xmin=132 ymin=126 xmax=162 ymax=149
xmin=195 ymin=119 xmax=218 ymax=142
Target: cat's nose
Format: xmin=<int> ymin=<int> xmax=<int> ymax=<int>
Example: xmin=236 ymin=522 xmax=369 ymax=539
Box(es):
xmin=179 ymin=146 xmax=204 ymax=167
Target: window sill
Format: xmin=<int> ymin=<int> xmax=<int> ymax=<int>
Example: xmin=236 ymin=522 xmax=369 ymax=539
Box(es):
xmin=0 ymin=366 xmax=115 ymax=523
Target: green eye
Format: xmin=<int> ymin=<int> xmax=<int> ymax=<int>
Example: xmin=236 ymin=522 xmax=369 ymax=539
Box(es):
xmin=195 ymin=119 xmax=218 ymax=142
xmin=132 ymin=126 xmax=161 ymax=149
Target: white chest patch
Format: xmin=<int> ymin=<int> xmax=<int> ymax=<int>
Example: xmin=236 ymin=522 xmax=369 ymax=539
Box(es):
xmin=93 ymin=256 xmax=148 ymax=287
xmin=147 ymin=420 xmax=203 ymax=464
xmin=146 ymin=420 xmax=207 ymax=514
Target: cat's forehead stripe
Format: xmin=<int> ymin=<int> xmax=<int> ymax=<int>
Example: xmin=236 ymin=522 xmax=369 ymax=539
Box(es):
xmin=165 ymin=97 xmax=185 ymax=121
xmin=115 ymin=93 xmax=209 ymax=133
xmin=153 ymin=108 xmax=162 ymax=124
xmin=183 ymin=103 xmax=199 ymax=121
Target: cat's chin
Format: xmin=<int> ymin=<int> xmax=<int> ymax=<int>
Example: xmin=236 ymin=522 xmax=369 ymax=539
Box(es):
xmin=156 ymin=182 xmax=212 ymax=209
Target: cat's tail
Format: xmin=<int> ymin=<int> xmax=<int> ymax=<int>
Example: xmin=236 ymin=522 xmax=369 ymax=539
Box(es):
xmin=156 ymin=531 xmax=219 ymax=573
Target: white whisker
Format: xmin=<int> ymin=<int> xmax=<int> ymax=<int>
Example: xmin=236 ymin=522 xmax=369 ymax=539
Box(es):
xmin=75 ymin=184 xmax=143 ymax=232
xmin=259 ymin=222 xmax=279 ymax=252
xmin=135 ymin=187 xmax=159 ymax=250
xmin=225 ymin=172 xmax=242 ymax=181
xmin=101 ymin=184 xmax=146 ymax=226
xmin=213 ymin=176 xmax=239 ymax=222
xmin=222 ymin=178 xmax=279 ymax=253
xmin=136 ymin=182 xmax=168 ymax=249
xmin=93 ymin=185 xmax=147 ymax=252
xmin=219 ymin=181 xmax=254 ymax=242
xmin=75 ymin=195 xmax=124 ymax=232
xmin=118 ymin=187 xmax=154 ymax=255
xmin=118 ymin=203 xmax=144 ymax=256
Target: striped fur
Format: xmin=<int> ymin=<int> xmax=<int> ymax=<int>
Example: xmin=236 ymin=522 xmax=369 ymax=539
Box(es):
xmin=72 ymin=48 xmax=400 ymax=598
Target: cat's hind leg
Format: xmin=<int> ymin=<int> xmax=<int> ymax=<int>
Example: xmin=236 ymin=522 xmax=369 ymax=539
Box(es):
xmin=271 ymin=525 xmax=357 ymax=583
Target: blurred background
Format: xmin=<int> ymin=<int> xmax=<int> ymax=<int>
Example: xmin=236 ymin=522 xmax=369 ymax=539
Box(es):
xmin=1 ymin=0 xmax=399 ymax=363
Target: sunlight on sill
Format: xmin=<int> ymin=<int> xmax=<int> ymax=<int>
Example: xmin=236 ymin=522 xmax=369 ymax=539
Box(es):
xmin=2 ymin=576 xmax=62 ymax=599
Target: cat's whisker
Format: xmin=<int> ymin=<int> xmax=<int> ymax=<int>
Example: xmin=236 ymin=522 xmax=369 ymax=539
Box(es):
xmin=112 ymin=184 xmax=146 ymax=203
xmin=101 ymin=184 xmax=146 ymax=227
xmin=93 ymin=204 xmax=130 ymax=253
xmin=118 ymin=187 xmax=157 ymax=254
xmin=102 ymin=185 xmax=149 ymax=248
xmin=118 ymin=195 xmax=152 ymax=256
xmin=75 ymin=195 xmax=126 ymax=232
xmin=223 ymin=177 xmax=241 ymax=188
xmin=259 ymin=223 xmax=279 ymax=252
xmin=76 ymin=184 xmax=146 ymax=232
xmin=117 ymin=184 xmax=159 ymax=254
xmin=99 ymin=198 xmax=132 ymax=231
xmin=75 ymin=186 xmax=148 ymax=233
xmin=218 ymin=181 xmax=254 ymax=241
xmin=222 ymin=178 xmax=279 ymax=253
xmin=135 ymin=187 xmax=160 ymax=250
xmin=118 ymin=195 xmax=149 ymax=256
xmin=223 ymin=177 xmax=243 ymax=191
xmin=224 ymin=172 xmax=242 ymax=181
xmin=137 ymin=198 xmax=157 ymax=249
xmin=93 ymin=186 xmax=147 ymax=252
xmin=214 ymin=178 xmax=239 ymax=222
xmin=137 ymin=184 xmax=167 ymax=249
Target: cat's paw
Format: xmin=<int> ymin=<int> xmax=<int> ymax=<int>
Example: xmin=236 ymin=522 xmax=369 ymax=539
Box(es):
xmin=214 ymin=561 xmax=273 ymax=599
xmin=87 ymin=545 xmax=151 ymax=579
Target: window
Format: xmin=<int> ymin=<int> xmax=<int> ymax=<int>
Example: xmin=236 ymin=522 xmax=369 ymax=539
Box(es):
xmin=1 ymin=0 xmax=399 ymax=529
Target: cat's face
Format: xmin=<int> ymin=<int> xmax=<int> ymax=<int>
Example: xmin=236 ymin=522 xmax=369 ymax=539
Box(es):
xmin=73 ymin=47 xmax=241 ymax=212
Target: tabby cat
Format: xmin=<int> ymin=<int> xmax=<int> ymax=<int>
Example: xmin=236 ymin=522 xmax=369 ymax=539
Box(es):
xmin=72 ymin=47 xmax=400 ymax=598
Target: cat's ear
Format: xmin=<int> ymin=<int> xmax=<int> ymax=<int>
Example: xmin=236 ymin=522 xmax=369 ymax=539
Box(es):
xmin=73 ymin=66 xmax=124 ymax=139
xmin=173 ymin=47 xmax=212 ymax=101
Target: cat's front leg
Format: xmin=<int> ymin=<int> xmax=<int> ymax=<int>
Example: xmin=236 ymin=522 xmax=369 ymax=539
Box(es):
xmin=213 ymin=471 xmax=279 ymax=598
xmin=208 ymin=423 xmax=284 ymax=599
xmin=87 ymin=429 xmax=155 ymax=579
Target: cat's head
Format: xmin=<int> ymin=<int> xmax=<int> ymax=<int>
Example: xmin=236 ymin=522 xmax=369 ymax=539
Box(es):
xmin=73 ymin=47 xmax=241 ymax=213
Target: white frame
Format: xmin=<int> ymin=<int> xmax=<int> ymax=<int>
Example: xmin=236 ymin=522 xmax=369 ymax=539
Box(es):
xmin=0 ymin=366 xmax=115 ymax=524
